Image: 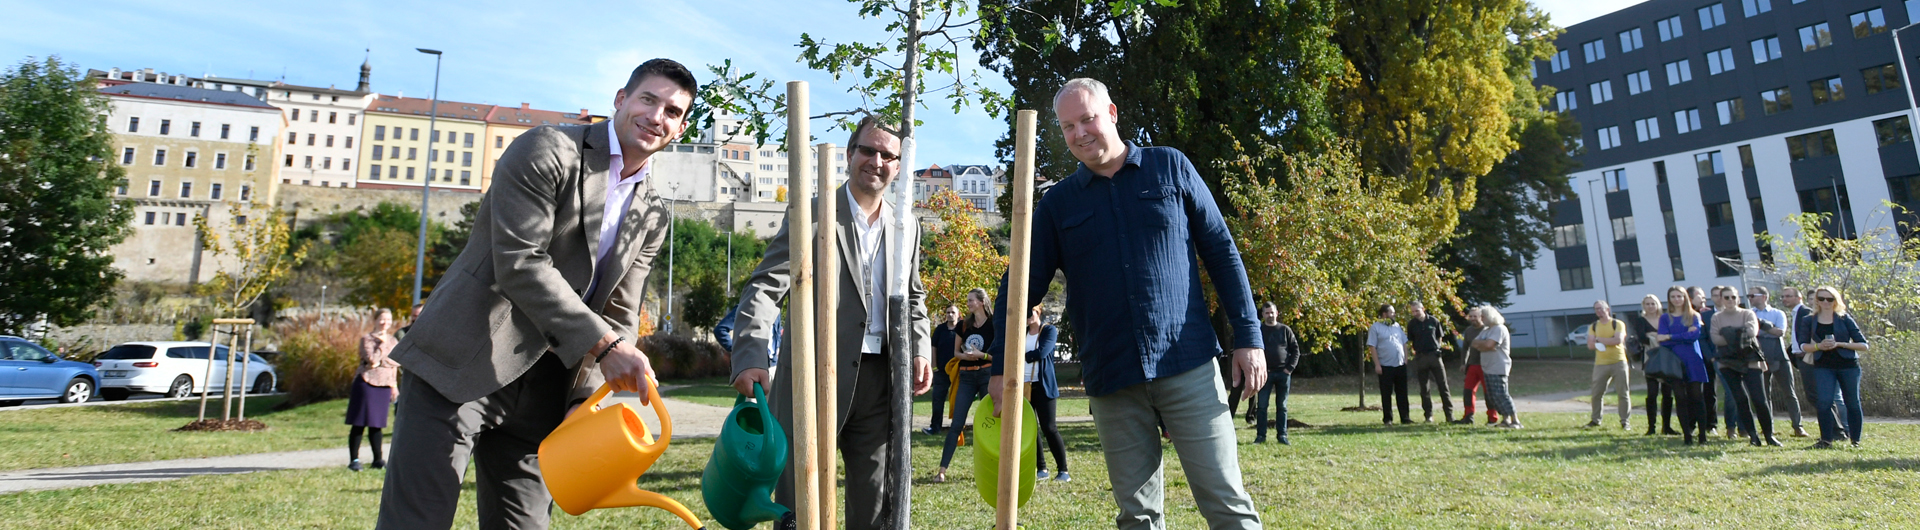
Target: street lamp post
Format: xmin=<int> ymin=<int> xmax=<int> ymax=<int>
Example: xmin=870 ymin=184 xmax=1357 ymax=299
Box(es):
xmin=1585 ymin=178 xmax=1614 ymax=306
xmin=411 ymin=48 xmax=443 ymax=310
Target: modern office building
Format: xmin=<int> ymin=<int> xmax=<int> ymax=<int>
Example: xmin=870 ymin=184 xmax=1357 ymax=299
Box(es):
xmin=1505 ymin=0 xmax=1920 ymax=347
xmin=356 ymin=95 xmax=491 ymax=193
xmin=96 ymin=80 xmax=283 ymax=285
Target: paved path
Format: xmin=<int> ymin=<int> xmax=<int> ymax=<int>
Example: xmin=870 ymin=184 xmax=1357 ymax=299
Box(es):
xmin=5 ymin=386 xmax=1911 ymax=494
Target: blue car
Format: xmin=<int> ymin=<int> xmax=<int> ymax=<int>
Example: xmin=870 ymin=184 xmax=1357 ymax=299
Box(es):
xmin=0 ymin=335 xmax=100 ymax=405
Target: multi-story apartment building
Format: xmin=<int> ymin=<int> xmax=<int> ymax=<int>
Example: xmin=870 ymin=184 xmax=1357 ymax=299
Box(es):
xmin=949 ymin=164 xmax=1004 ymax=212
xmin=356 ymin=95 xmax=491 ymax=193
xmin=97 ymin=81 xmax=282 ymax=284
xmin=655 ymin=116 xmax=847 ymax=203
xmin=914 ymin=164 xmax=956 ymax=204
xmin=99 ymin=61 xmax=375 ymax=189
xmin=1507 ymin=0 xmax=1920 ymax=347
xmin=479 ymin=103 xmax=596 ymax=192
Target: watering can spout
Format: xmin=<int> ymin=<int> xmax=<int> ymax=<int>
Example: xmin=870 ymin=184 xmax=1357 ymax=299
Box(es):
xmin=600 ymin=483 xmax=706 ymax=529
xmin=741 ymin=496 xmax=790 ymax=525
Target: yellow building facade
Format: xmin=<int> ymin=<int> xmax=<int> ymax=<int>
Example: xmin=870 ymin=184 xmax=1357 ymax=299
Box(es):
xmin=356 ymin=95 xmax=489 ymax=193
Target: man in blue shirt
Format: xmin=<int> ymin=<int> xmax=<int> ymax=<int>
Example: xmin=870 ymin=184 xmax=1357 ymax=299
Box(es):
xmin=987 ymin=78 xmax=1265 ymax=529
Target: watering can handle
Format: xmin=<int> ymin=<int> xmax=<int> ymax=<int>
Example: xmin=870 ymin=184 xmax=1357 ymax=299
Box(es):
xmin=646 ymin=379 xmax=672 ymax=443
xmin=559 ymin=383 xmax=617 ymax=430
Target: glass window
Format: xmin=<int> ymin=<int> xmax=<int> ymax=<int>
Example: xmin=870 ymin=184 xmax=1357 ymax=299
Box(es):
xmin=1659 ymin=16 xmax=1686 ymax=41
xmin=1599 ymin=126 xmax=1622 ymax=150
xmin=1809 ymin=76 xmax=1845 ymax=105
xmin=1761 ymin=87 xmax=1793 ymax=115
xmin=1874 ymin=116 xmax=1912 ymax=146
xmin=1626 ymin=70 xmax=1653 ymax=95
xmin=1851 ymin=8 xmax=1887 ymax=38
xmin=1635 ymin=117 xmax=1662 ymax=142
xmin=121 ymin=147 xmax=135 ymax=165
xmin=1553 ymin=223 xmax=1588 ymax=248
xmin=1785 ymin=130 xmax=1838 ymax=161
xmin=1620 ymin=28 xmax=1645 ymax=52
xmin=1674 ymin=108 xmax=1703 ymax=134
xmin=1695 ymin=151 xmax=1725 ymax=176
xmin=1612 ymin=216 xmax=1637 ymax=240
xmin=98 ymin=344 xmax=157 ymax=360
xmin=1557 ymin=91 xmax=1579 ymax=111
xmin=1583 ymin=39 xmax=1607 ymax=63
xmin=1751 ymin=36 xmax=1783 ymax=64
xmin=1603 ymin=168 xmax=1629 ymax=192
xmin=1713 ymin=250 xmax=1742 ymax=277
xmin=127 ymin=116 xmax=139 ymax=133
xmin=1699 ymin=3 xmax=1727 ymax=29
xmin=1560 ymin=266 xmax=1594 ymax=291
xmin=1800 ymin=22 xmax=1833 ymax=51
xmin=1707 ymin=48 xmax=1736 ymax=74
xmin=1705 ymin=202 xmax=1736 ymax=227
xmin=1665 ymin=59 xmax=1693 ymax=85
xmin=1742 ymin=0 xmax=1771 ymax=17
xmin=1717 ymin=98 xmax=1746 ymax=125
xmin=1863 ymin=64 xmax=1902 ymax=95
xmin=1590 ymin=80 xmax=1615 ymax=103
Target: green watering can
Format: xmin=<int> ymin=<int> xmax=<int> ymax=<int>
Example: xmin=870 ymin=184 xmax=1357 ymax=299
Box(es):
xmin=701 ymin=382 xmax=791 ymax=530
xmin=971 ymin=394 xmax=1038 ymax=508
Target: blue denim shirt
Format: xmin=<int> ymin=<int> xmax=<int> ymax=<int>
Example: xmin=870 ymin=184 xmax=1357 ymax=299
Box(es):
xmin=990 ymin=143 xmax=1261 ymax=397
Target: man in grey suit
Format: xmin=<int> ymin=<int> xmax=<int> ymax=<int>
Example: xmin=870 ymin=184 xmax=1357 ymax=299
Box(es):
xmin=729 ymin=115 xmax=933 ymax=530
xmin=375 ymin=59 xmax=693 ymax=530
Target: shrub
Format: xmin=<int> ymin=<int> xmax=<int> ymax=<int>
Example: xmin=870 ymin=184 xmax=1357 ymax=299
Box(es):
xmin=1861 ymin=332 xmax=1920 ymax=418
xmin=641 ymin=333 xmax=730 ymax=380
xmin=273 ymin=314 xmax=370 ymax=408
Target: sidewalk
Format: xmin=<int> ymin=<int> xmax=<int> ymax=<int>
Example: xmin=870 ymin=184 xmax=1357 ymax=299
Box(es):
xmin=3 ymin=388 xmax=1908 ymax=494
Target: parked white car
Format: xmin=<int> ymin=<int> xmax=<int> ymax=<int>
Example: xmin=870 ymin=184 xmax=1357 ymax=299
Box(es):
xmin=93 ymin=342 xmax=277 ymax=401
xmin=1565 ymin=324 xmax=1591 ymax=346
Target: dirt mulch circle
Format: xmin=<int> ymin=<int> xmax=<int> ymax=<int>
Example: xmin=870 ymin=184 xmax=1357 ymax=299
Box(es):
xmin=175 ymin=419 xmax=271 ymax=432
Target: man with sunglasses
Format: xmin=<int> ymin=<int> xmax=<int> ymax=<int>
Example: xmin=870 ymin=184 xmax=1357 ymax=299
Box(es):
xmin=729 ymin=115 xmax=934 ymax=530
xmin=1749 ymin=287 xmax=1808 ymax=437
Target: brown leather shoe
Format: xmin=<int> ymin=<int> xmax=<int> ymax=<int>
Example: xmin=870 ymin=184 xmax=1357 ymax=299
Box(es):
xmin=1792 ymin=426 xmax=1810 ymax=438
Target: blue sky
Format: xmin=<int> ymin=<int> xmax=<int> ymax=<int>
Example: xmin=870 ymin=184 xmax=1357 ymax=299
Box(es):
xmin=2 ymin=0 xmax=1637 ymax=168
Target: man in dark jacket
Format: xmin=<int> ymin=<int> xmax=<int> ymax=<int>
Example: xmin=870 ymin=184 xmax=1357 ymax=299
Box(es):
xmin=1405 ymin=301 xmax=1453 ymax=423
xmin=922 ymin=304 xmax=960 ymax=435
xmin=1254 ymin=302 xmax=1301 ymax=444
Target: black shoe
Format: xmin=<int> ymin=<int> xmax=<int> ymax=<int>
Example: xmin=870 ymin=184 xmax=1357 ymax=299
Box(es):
xmin=369 ymin=459 xmax=386 ymax=469
xmin=1645 ymin=428 xmax=1658 ymax=436
xmin=1252 ymin=436 xmax=1266 ymax=444
xmin=348 ymin=460 xmax=364 ymax=472
xmin=1584 ymin=420 xmax=1602 ymax=428
xmin=1662 ymin=428 xmax=1681 ymax=436
xmin=1451 ymin=418 xmax=1474 ymax=425
xmin=1278 ymin=437 xmax=1291 ymax=445
xmin=1764 ymin=436 xmax=1784 ymax=447
xmin=920 ymin=427 xmax=941 ymax=436
xmin=1683 ymin=435 xmax=1695 ymax=446
xmin=1400 ymin=419 xmax=1415 ymax=425
xmin=1812 ymin=440 xmax=1834 ymax=449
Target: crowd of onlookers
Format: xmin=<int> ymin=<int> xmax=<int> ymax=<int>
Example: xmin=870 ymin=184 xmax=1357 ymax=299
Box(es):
xmin=913 ymin=282 xmax=1875 ymax=458
xmin=1313 ymin=284 xmax=1871 ymax=448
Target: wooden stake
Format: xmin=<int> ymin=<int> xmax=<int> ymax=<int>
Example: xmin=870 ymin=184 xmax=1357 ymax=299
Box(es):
xmin=994 ymin=110 xmax=1039 ymax=530
xmin=784 ymin=81 xmax=821 ymax=530
xmin=813 ymin=142 xmax=839 ymax=530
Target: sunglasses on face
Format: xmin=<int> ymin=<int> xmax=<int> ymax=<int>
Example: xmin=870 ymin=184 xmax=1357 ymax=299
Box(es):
xmin=1817 ymin=297 xmax=1836 ymax=302
xmin=851 ymin=144 xmax=900 ymax=162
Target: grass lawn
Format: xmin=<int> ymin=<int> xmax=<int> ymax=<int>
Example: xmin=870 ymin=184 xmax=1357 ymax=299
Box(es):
xmin=0 ymin=396 xmax=352 ymax=472
xmin=6 ymin=391 xmax=1917 ymax=529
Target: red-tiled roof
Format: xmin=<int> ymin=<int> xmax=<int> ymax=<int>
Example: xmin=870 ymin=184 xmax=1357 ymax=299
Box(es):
xmin=484 ymin=103 xmax=593 ymax=128
xmin=366 ymin=94 xmax=492 ymax=121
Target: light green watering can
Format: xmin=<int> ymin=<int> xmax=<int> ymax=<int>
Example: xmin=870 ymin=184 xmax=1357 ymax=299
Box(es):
xmin=971 ymin=393 xmax=1038 ymax=508
xmin=701 ymin=382 xmax=791 ymax=530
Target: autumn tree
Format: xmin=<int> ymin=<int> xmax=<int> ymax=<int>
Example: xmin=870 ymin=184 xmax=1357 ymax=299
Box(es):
xmin=920 ymin=188 xmax=1007 ymax=311
xmin=0 ymin=56 xmax=135 ymax=333
xmin=194 ymin=202 xmax=310 ymax=318
xmin=338 ymin=226 xmax=417 ymax=316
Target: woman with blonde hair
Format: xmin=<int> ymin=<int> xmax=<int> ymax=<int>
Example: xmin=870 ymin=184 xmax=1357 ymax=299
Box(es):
xmin=1472 ymin=305 xmax=1520 ymax=428
xmin=1630 ymin=294 xmax=1677 ymax=435
xmin=1798 ymin=286 xmax=1871 ymax=448
xmin=1657 ymin=286 xmax=1711 ymax=445
xmin=346 ymin=307 xmax=401 ymax=471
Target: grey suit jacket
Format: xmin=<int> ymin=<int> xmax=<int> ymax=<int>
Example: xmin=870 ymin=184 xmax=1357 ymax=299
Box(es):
xmin=392 ymin=121 xmax=670 ymax=404
xmin=731 ymin=185 xmax=931 ymax=432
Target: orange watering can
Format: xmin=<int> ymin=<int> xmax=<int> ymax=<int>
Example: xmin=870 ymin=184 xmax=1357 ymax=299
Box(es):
xmin=537 ymin=382 xmax=704 ymax=529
